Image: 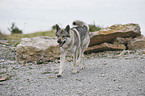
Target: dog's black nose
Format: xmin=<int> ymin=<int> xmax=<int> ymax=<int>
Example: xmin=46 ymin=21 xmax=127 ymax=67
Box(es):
xmin=57 ymin=39 xmax=61 ymax=43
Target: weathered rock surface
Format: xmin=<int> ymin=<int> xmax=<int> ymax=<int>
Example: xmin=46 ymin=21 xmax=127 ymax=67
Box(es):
xmin=127 ymin=38 xmax=145 ymax=50
xmin=16 ymin=37 xmax=60 ymax=63
xmin=113 ymin=37 xmax=133 ymax=45
xmin=89 ymin=23 xmax=141 ymax=46
xmin=85 ymin=43 xmax=126 ymax=54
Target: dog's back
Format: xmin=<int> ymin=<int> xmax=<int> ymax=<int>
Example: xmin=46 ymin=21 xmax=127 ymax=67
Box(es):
xmin=72 ymin=20 xmax=90 ymax=47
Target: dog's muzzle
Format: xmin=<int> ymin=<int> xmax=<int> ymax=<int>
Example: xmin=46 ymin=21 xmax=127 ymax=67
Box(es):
xmin=57 ymin=39 xmax=66 ymax=47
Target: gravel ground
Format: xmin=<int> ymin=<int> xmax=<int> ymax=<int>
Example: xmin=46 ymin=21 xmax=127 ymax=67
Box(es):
xmin=0 ymin=40 xmax=145 ymax=96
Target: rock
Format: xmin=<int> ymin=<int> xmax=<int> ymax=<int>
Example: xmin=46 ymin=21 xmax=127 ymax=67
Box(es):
xmin=127 ymin=38 xmax=145 ymax=50
xmin=0 ymin=74 xmax=11 ymax=82
xmin=118 ymin=50 xmax=131 ymax=56
xmin=0 ymin=41 xmax=10 ymax=46
xmin=89 ymin=23 xmax=141 ymax=46
xmin=143 ymin=50 xmax=145 ymax=54
xmin=85 ymin=43 xmax=126 ymax=54
xmin=9 ymin=47 xmax=16 ymax=52
xmin=113 ymin=37 xmax=132 ymax=45
xmin=49 ymin=76 xmax=54 ymax=78
xmin=16 ymin=36 xmax=60 ymax=64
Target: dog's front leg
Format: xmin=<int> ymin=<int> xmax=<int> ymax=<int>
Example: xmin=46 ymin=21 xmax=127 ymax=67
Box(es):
xmin=57 ymin=51 xmax=67 ymax=77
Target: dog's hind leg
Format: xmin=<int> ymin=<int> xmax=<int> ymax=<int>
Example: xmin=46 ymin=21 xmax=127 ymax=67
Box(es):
xmin=77 ymin=48 xmax=82 ymax=66
xmin=72 ymin=50 xmax=78 ymax=74
xmin=82 ymin=42 xmax=89 ymax=69
xmin=77 ymin=47 xmax=86 ymax=69
xmin=81 ymin=48 xmax=86 ymax=69
xmin=82 ymin=53 xmax=85 ymax=69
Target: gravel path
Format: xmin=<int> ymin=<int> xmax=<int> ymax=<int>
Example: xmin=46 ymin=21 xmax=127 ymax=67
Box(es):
xmin=0 ymin=41 xmax=145 ymax=96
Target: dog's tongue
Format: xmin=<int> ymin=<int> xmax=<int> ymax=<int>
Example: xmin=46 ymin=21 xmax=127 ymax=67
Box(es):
xmin=59 ymin=43 xmax=63 ymax=47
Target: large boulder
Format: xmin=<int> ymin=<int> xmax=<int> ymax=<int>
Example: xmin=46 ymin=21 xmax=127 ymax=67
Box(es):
xmin=85 ymin=43 xmax=126 ymax=54
xmin=127 ymin=37 xmax=145 ymax=50
xmin=16 ymin=36 xmax=60 ymax=64
xmin=89 ymin=23 xmax=141 ymax=46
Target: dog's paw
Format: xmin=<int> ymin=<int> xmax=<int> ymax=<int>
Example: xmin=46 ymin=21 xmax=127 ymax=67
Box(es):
xmin=57 ymin=74 xmax=62 ymax=78
xmin=82 ymin=66 xmax=85 ymax=69
xmin=77 ymin=62 xmax=80 ymax=66
xmin=72 ymin=70 xmax=78 ymax=74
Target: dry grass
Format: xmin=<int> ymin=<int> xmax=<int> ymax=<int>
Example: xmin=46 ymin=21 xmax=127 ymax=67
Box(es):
xmin=5 ymin=30 xmax=56 ymax=40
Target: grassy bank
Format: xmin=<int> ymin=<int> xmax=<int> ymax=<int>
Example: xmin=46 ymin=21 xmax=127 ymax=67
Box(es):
xmin=5 ymin=30 xmax=56 ymax=40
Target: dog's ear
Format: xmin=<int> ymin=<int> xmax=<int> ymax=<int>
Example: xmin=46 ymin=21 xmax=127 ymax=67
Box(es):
xmin=55 ymin=24 xmax=61 ymax=32
xmin=65 ymin=25 xmax=70 ymax=33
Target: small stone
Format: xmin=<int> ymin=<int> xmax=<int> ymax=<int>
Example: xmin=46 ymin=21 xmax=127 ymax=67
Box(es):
xmin=0 ymin=59 xmax=5 ymax=62
xmin=42 ymin=71 xmax=51 ymax=74
xmin=113 ymin=78 xmax=117 ymax=81
xmin=100 ymin=74 xmax=105 ymax=77
xmin=0 ymin=75 xmax=11 ymax=82
xmin=138 ymin=88 xmax=142 ymax=90
xmin=118 ymin=86 xmax=122 ymax=89
xmin=103 ymin=63 xmax=107 ymax=65
xmin=49 ymin=76 xmax=54 ymax=78
xmin=9 ymin=47 xmax=16 ymax=52
xmin=95 ymin=89 xmax=100 ymax=92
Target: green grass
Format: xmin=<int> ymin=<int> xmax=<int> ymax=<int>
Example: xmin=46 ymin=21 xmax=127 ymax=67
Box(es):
xmin=6 ymin=30 xmax=56 ymax=40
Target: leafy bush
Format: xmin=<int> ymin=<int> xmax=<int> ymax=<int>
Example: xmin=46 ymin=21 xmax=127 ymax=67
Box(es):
xmin=8 ymin=23 xmax=23 ymax=34
xmin=0 ymin=31 xmax=2 ymax=35
xmin=89 ymin=22 xmax=103 ymax=32
xmin=51 ymin=25 xmax=56 ymax=30
xmin=0 ymin=31 xmax=3 ymax=39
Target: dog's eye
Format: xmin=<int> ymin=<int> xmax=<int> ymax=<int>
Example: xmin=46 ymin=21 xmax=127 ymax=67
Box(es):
xmin=56 ymin=34 xmax=59 ymax=37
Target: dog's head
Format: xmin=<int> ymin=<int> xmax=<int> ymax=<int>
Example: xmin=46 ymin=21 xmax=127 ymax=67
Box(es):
xmin=55 ymin=24 xmax=71 ymax=47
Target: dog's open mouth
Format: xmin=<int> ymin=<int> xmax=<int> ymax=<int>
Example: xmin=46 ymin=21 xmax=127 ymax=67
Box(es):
xmin=59 ymin=41 xmax=66 ymax=47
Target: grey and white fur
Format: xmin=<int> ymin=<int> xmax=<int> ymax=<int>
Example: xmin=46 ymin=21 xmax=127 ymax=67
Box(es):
xmin=55 ymin=20 xmax=90 ymax=77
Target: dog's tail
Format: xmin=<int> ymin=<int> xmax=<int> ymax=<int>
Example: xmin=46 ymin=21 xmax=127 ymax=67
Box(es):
xmin=72 ymin=20 xmax=89 ymax=30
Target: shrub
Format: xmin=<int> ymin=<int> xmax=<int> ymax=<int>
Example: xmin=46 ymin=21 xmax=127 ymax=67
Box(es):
xmin=8 ymin=23 xmax=23 ymax=34
xmin=51 ymin=25 xmax=56 ymax=30
xmin=89 ymin=22 xmax=103 ymax=32
xmin=0 ymin=31 xmax=2 ymax=39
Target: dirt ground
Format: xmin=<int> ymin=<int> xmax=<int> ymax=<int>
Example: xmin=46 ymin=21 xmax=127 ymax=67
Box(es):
xmin=0 ymin=40 xmax=145 ymax=96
